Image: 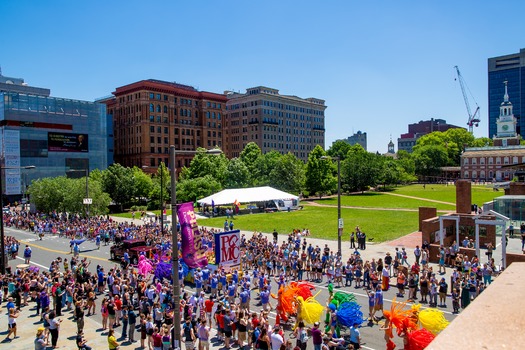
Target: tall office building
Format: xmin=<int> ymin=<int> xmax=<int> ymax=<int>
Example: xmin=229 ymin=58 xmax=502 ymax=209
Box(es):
xmin=334 ymin=131 xmax=367 ymax=150
xmin=0 ymin=71 xmax=111 ymax=199
xmin=488 ymin=48 xmax=525 ymax=138
xmin=225 ymin=86 xmax=326 ymax=161
xmin=103 ymin=79 xmax=227 ymax=170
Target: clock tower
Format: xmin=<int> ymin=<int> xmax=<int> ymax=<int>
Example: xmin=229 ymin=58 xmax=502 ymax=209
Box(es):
xmin=494 ymin=80 xmax=520 ymax=146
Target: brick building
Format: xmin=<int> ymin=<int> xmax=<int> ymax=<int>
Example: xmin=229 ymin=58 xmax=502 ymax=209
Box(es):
xmin=397 ymin=118 xmax=462 ymax=153
xmin=225 ymin=86 xmax=326 ymax=161
xmin=103 ymin=79 xmax=227 ymax=170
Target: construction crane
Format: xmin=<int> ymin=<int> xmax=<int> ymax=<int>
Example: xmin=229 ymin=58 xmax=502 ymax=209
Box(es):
xmin=454 ymin=65 xmax=480 ymax=134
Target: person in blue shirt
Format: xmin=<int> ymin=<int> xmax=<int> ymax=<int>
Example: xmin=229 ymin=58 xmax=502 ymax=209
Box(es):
xmin=227 ymin=282 xmax=237 ymax=304
xmin=239 ymin=287 xmax=250 ymax=312
xmin=95 ymin=234 xmax=101 ymax=249
xmin=210 ymin=274 xmax=219 ymax=298
xmin=260 ymin=287 xmax=270 ymax=311
xmin=349 ymin=323 xmax=361 ymax=349
xmin=219 ymin=273 xmax=227 ymax=296
xmin=202 ymin=267 xmax=210 ymax=293
xmin=194 ymin=271 xmax=203 ymax=295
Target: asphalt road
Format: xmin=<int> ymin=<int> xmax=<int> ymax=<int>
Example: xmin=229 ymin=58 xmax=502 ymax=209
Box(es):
xmin=6 ymin=227 xmax=457 ymax=350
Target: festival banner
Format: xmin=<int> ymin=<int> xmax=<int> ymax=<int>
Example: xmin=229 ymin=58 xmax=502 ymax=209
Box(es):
xmin=214 ymin=229 xmax=241 ymax=271
xmin=177 ymin=202 xmax=208 ymax=268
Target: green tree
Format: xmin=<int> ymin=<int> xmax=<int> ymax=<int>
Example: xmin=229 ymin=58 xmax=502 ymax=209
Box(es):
xmin=148 ymin=163 xmax=171 ymax=210
xmin=253 ymin=150 xmax=282 ymax=186
xmin=305 ymin=145 xmax=336 ymax=198
xmin=239 ymin=142 xmax=262 ymax=185
xmin=224 ymin=158 xmax=250 ymax=188
xmin=101 ymin=163 xmax=135 ymax=211
xmin=176 ymin=175 xmax=222 ymax=203
xmin=28 ymin=176 xmax=110 ymax=215
xmin=181 ymin=148 xmax=229 ymax=186
xmin=269 ymin=153 xmax=305 ymax=194
xmin=327 ymin=140 xmax=352 ymax=160
xmin=412 ymin=144 xmax=449 ymax=179
xmin=132 ymin=166 xmax=154 ymax=202
xmin=341 ymin=149 xmax=382 ymax=192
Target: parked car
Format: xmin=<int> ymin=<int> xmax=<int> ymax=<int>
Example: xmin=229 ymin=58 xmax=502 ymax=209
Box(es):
xmin=110 ymin=239 xmax=156 ymax=265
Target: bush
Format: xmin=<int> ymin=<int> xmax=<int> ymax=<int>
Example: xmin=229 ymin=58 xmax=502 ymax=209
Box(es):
xmin=130 ymin=205 xmax=147 ymax=212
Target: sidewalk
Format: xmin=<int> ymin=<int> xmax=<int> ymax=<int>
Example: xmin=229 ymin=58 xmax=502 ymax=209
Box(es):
xmin=0 ymin=302 xmax=114 ymax=349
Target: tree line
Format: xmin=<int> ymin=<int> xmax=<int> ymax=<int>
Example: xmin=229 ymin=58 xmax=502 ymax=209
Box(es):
xmin=27 ymin=128 xmax=488 ymax=214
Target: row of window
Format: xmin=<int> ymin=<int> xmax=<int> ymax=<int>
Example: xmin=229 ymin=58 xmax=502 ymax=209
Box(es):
xmin=463 ymin=170 xmax=510 ymax=180
xmin=463 ymin=156 xmax=520 ymax=165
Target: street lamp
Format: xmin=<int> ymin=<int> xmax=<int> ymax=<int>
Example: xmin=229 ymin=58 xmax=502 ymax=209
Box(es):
xmin=170 ymin=146 xmax=222 ymax=349
xmin=0 ymin=165 xmax=36 ymax=274
xmin=321 ymin=156 xmax=342 ymax=255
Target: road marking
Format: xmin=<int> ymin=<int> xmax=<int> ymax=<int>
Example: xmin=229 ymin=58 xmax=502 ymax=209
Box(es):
xmin=20 ymin=240 xmax=110 ymax=263
xmin=15 ymin=256 xmax=48 ymax=269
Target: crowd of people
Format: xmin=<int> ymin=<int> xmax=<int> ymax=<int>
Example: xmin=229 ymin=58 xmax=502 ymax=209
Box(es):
xmin=0 ymin=206 xmax=510 ymax=350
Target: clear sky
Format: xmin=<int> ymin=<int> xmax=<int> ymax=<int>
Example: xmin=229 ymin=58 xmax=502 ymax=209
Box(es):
xmin=1 ymin=1 xmax=524 ymax=153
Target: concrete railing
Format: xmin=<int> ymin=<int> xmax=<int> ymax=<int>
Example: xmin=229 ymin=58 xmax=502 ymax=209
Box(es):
xmin=427 ymin=262 xmax=525 ymax=349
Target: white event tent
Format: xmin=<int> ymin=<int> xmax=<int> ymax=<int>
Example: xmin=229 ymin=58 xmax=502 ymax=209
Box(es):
xmin=198 ymin=186 xmax=299 ymax=206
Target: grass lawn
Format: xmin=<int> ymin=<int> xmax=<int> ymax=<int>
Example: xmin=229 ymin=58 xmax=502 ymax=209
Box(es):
xmin=312 ymin=192 xmax=456 ymax=211
xmin=200 ymin=205 xmax=418 ymax=243
xmin=392 ymin=184 xmax=503 ymax=206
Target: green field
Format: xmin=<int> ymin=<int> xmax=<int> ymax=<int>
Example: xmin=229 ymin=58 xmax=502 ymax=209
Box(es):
xmin=392 ymin=184 xmax=502 ymax=206
xmin=201 ymin=205 xmax=418 ymax=243
xmin=313 ymin=192 xmax=456 ymax=210
xmin=112 ymin=184 xmax=504 ymax=243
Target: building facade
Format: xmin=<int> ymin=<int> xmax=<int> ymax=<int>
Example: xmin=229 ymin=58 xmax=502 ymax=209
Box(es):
xmin=0 ymin=72 xmax=111 ymax=198
xmin=488 ymin=48 xmax=525 ymax=138
xmin=225 ymin=86 xmax=326 ymax=161
xmin=462 ymin=81 xmax=525 ymax=181
xmin=335 ymin=131 xmax=367 ymax=150
xmin=398 ymin=118 xmax=462 ymax=153
xmin=103 ymin=79 xmax=228 ymax=170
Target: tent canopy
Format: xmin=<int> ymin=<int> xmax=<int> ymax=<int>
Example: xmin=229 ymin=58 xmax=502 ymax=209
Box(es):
xmin=198 ymin=186 xmax=298 ymax=206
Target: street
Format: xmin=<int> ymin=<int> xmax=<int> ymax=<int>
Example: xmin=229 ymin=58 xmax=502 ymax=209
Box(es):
xmin=4 ymin=226 xmax=458 ymax=350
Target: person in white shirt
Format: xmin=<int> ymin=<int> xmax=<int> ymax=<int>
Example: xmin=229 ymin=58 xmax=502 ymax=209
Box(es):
xmin=270 ymin=326 xmax=284 ymax=350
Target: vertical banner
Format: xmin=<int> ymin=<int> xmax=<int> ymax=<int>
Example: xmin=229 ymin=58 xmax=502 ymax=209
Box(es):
xmin=3 ymin=130 xmax=21 ymax=195
xmin=215 ymin=229 xmax=241 ymax=271
xmin=177 ymin=202 xmax=208 ymax=268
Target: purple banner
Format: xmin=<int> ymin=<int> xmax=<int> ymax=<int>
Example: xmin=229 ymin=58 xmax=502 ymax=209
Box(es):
xmin=177 ymin=202 xmax=208 ymax=268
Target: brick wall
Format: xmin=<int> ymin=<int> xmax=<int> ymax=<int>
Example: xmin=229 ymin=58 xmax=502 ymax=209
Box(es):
xmin=456 ymin=180 xmax=472 ymax=214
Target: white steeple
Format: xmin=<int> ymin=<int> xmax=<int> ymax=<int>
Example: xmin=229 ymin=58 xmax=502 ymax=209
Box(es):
xmin=496 ymin=80 xmax=517 ymax=138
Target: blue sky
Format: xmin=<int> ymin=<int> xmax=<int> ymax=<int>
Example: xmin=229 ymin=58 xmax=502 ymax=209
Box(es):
xmin=1 ymin=1 xmax=524 ymax=153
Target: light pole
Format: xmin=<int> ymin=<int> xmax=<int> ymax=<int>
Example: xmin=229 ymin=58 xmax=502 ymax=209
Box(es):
xmin=0 ymin=165 xmax=36 ymax=274
xmin=321 ymin=156 xmax=342 ymax=255
xmin=170 ymin=146 xmax=222 ymax=349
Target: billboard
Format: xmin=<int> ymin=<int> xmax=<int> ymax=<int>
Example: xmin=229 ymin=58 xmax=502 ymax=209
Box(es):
xmin=48 ymin=132 xmax=88 ymax=152
xmin=214 ymin=230 xmax=241 ymax=271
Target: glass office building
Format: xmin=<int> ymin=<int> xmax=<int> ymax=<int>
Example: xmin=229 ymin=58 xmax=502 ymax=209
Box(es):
xmin=0 ymin=91 xmax=111 ymax=198
xmin=488 ymin=49 xmax=525 ymax=138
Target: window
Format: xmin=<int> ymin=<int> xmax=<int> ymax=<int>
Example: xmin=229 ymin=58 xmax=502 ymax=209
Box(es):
xmin=149 ymin=93 xmax=154 ymax=99
xmin=156 ymin=94 xmax=161 ymax=100
xmin=472 ymin=171 xmax=477 ymax=178
xmin=164 ymin=106 xmax=168 ymax=113
xmin=164 ymin=127 xmax=168 ymax=134
xmin=463 ymin=158 xmax=469 ymax=165
xmin=488 ymin=157 xmax=493 ymax=164
xmin=496 ymin=157 xmax=501 ymax=164
xmin=480 ymin=157 xmax=485 ymax=165
xmin=150 ymin=136 xmax=154 ymax=143
xmin=149 ymin=115 xmax=154 ymax=122
xmin=157 ymin=105 xmax=161 ymax=113
xmin=513 ymin=156 xmax=519 ymax=164
xmin=157 ymin=126 xmax=162 ymax=133
xmin=150 ymin=104 xmax=154 ymax=112
xmin=504 ymin=157 xmax=509 ymax=164
xmin=150 ymin=126 xmax=155 ymax=132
